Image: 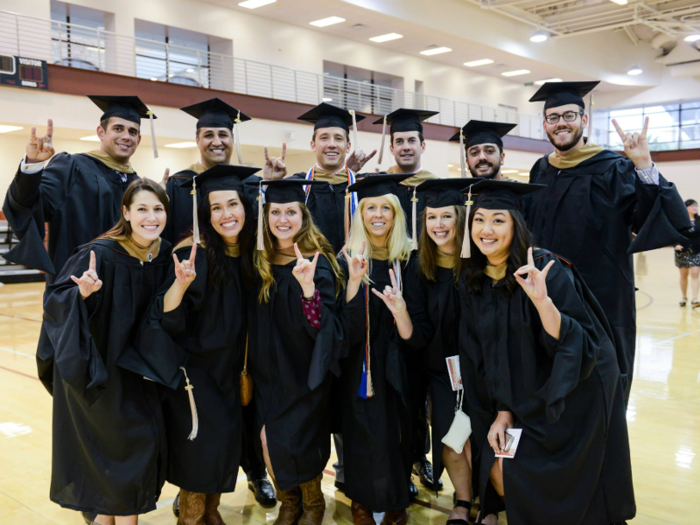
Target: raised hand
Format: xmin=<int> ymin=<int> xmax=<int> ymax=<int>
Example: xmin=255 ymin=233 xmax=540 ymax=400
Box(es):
xmin=371 ymin=268 xmax=407 ymax=317
xmin=263 ymin=143 xmax=288 ymax=180
xmin=26 ymin=119 xmax=55 ymax=164
xmin=612 ymin=116 xmax=652 ymax=169
xmin=342 ymin=241 xmax=367 ymax=284
xmin=173 ymin=243 xmax=197 ymax=287
xmin=514 ymin=247 xmax=555 ymax=304
xmin=292 ymin=242 xmax=319 ymax=298
xmin=71 ymin=250 xmax=102 ymax=299
xmin=159 ymin=167 xmax=170 ymax=190
xmin=347 ymin=149 xmax=378 ymax=173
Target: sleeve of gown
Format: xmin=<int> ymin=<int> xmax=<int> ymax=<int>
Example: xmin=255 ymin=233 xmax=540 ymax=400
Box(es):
xmin=2 ymin=153 xmax=76 ymax=274
xmin=403 ymin=259 xmax=434 ymax=350
xmin=336 ymin=256 xmax=367 ymax=352
xmin=41 ymin=246 xmax=107 ymax=405
xmin=532 ymin=254 xmax=613 ymax=423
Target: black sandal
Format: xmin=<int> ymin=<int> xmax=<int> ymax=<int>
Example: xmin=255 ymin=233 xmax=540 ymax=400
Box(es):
xmin=693 ymin=300 xmax=700 ymax=309
xmin=680 ymin=298 xmax=688 ymax=307
xmin=446 ymin=500 xmax=472 ymax=525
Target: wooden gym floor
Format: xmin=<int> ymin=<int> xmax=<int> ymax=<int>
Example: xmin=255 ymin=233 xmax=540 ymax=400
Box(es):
xmin=0 ymin=247 xmax=697 ymax=525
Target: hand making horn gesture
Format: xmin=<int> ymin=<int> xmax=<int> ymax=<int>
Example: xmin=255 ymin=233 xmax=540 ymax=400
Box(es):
xmin=342 ymin=241 xmax=368 ymax=284
xmin=292 ymin=242 xmax=320 ymax=299
xmin=173 ymin=243 xmax=198 ymax=287
xmin=611 ymin=116 xmax=653 ymax=170
xmin=263 ymin=143 xmax=288 ymax=180
xmin=159 ymin=167 xmax=170 ymax=190
xmin=514 ymin=247 xmax=555 ymax=304
xmin=347 ymin=148 xmax=378 ymax=173
xmin=372 ymin=268 xmax=407 ymax=317
xmin=71 ymin=250 xmax=103 ymax=299
xmin=26 ymin=119 xmax=55 ymax=164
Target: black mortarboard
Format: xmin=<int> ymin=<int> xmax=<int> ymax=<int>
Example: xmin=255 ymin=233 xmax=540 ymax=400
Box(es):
xmin=181 ymin=97 xmax=251 ymax=130
xmin=416 ymin=178 xmax=471 ymax=209
xmin=469 ymin=179 xmax=545 ymax=210
xmin=374 ymin=108 xmax=438 ymax=134
xmin=260 ymin=178 xmax=328 ymax=204
xmin=528 ymin=81 xmax=600 ymax=110
xmin=297 ymin=103 xmax=365 ymax=132
xmin=450 ymin=120 xmax=517 ymax=149
xmin=347 ymin=173 xmax=414 ymax=201
xmin=88 ymin=95 xmax=155 ymax=124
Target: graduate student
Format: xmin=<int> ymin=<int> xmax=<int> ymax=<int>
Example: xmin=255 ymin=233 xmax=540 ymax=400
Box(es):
xmin=449 ymin=120 xmax=517 ymax=180
xmin=249 ymin=178 xmax=345 ymax=525
xmin=459 ymin=179 xmax=635 ymax=525
xmin=3 ymin=95 xmax=156 ymax=282
xmin=137 ymin=165 xmax=259 ymax=525
xmin=402 ymin=179 xmax=476 ymax=524
xmin=526 ymin=81 xmax=690 ymax=403
xmin=41 ymin=178 xmax=173 ymax=525
xmin=339 ymin=173 xmax=415 ymax=525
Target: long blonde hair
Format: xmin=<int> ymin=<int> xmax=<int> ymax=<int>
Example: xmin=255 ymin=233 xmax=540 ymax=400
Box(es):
xmin=346 ymin=194 xmax=412 ymax=282
xmin=254 ymin=202 xmax=344 ymax=303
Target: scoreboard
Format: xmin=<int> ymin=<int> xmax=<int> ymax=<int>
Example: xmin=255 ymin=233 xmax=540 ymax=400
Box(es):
xmin=0 ymin=55 xmax=48 ymax=90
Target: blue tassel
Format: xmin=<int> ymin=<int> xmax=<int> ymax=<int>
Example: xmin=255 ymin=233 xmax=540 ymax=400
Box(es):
xmin=358 ymin=363 xmax=368 ymax=399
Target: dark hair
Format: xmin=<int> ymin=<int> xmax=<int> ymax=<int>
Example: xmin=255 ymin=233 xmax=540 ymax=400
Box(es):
xmin=197 ymin=188 xmax=256 ymax=290
xmin=418 ymin=205 xmax=465 ymax=283
xmin=99 ymin=117 xmax=141 ymax=134
xmin=462 ymin=207 xmax=535 ymax=295
xmin=312 ymin=129 xmax=349 ymax=142
xmin=687 ymin=199 xmax=699 ymax=220
xmin=391 ymin=131 xmax=424 ymax=145
xmin=99 ymin=179 xmax=169 ymax=240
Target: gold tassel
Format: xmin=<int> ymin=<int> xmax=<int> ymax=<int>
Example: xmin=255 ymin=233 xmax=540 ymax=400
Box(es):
xmin=235 ymin=110 xmax=243 ymax=164
xmin=344 ymin=190 xmax=351 ymax=245
xmin=349 ymin=109 xmax=359 ymax=154
xmin=411 ymin=187 xmax=418 ymax=250
xmin=148 ymin=108 xmax=158 ymax=159
xmin=191 ymin=176 xmax=200 ymax=244
xmin=377 ymin=115 xmax=387 ymax=165
xmin=460 ymin=186 xmax=473 ymax=258
xmin=257 ymin=182 xmax=265 ymax=251
xmin=366 ymin=369 xmax=374 ymax=397
xmin=459 ymin=130 xmax=467 ymax=179
xmin=180 ymin=366 xmax=198 ymax=440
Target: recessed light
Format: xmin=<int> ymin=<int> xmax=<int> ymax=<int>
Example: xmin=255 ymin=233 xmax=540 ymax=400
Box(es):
xmin=322 ymin=97 xmax=333 ymax=102
xmin=186 ymin=68 xmax=194 ymax=73
xmin=627 ymin=66 xmax=643 ymax=76
xmin=168 ymin=73 xmax=174 ymax=78
xmin=530 ymin=31 xmax=548 ymax=43
xmin=150 ymin=77 xmax=158 ymax=81
xmin=370 ymin=33 xmax=403 ymax=43
xmin=165 ymin=142 xmax=199 ymax=149
xmin=238 ymin=0 xmax=276 ymax=8
xmin=685 ymin=34 xmax=700 ymax=43
xmin=609 ymin=0 xmax=628 ymax=4
xmin=502 ymin=69 xmax=531 ymax=77
xmin=534 ymin=78 xmax=563 ymax=85
xmin=80 ymin=135 xmax=100 ymax=142
xmin=501 ymin=169 xmax=519 ymax=174
xmin=420 ymin=47 xmax=452 ymax=56
xmin=309 ymin=16 xmax=345 ymax=27
xmin=0 ymin=125 xmax=23 ymax=133
xmin=464 ymin=59 xmax=494 ymax=67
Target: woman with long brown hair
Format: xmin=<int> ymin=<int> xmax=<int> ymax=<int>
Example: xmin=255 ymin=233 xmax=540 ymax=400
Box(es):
xmin=41 ymin=178 xmax=173 ymax=525
xmin=248 ymin=178 xmax=344 ymax=525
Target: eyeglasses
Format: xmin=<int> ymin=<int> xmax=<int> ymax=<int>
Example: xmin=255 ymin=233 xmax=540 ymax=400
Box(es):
xmin=544 ymin=110 xmax=583 ymax=124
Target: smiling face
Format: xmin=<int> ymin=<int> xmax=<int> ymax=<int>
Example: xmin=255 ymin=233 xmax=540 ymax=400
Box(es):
xmin=543 ymin=103 xmax=588 ymax=153
xmin=467 ymin=143 xmax=505 ymax=179
xmin=390 ymin=131 xmax=425 ymax=172
xmin=362 ymin=196 xmax=395 ymax=247
xmin=268 ymin=201 xmax=303 ymax=248
xmin=208 ymin=190 xmax=245 ymax=242
xmin=197 ymin=127 xmax=233 ymax=168
xmin=98 ymin=117 xmax=141 ymax=163
xmin=471 ymin=208 xmax=514 ymax=265
xmin=311 ymin=127 xmax=350 ymax=171
xmin=123 ymin=190 xmax=167 ymax=246
xmin=425 ymin=206 xmax=458 ymax=252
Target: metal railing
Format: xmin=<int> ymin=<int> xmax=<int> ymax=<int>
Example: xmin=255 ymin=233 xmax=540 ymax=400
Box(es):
xmin=0 ymin=9 xmax=548 ymax=141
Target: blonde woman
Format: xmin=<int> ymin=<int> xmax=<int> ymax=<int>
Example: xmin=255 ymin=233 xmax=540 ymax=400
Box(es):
xmin=339 ymin=173 xmax=415 ymax=525
xmin=248 ymin=178 xmax=344 ymax=525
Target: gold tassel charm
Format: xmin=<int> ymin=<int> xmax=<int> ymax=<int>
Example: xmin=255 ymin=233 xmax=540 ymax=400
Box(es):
xmin=411 ymin=187 xmax=418 ymax=250
xmin=257 ymin=182 xmax=265 ymax=251
xmin=148 ymin=108 xmax=159 ymax=159
xmin=460 ymin=186 xmax=474 ymax=258
xmin=180 ymin=366 xmax=198 ymax=441
xmin=191 ymin=176 xmax=200 ymax=245
xmin=235 ymin=110 xmax=243 ymax=164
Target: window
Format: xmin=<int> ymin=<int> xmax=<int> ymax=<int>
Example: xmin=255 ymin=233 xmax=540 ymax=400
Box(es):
xmin=50 ymin=0 xmax=106 ymax=71
xmin=323 ymin=61 xmax=403 ymax=115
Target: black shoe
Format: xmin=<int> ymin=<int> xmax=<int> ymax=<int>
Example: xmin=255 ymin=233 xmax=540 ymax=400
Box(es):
xmin=81 ymin=511 xmax=97 ymax=524
xmin=172 ymin=491 xmax=180 ymax=517
xmin=408 ymin=480 xmax=418 ymax=502
xmin=334 ymin=479 xmax=345 ymax=493
xmin=248 ymin=478 xmax=277 ymax=508
xmin=412 ymin=458 xmax=443 ymax=491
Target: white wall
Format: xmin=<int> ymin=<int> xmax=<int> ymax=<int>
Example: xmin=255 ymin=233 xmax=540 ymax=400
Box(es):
xmin=594 ymin=70 xmax=700 ymax=110
xmin=657 ymin=161 xmax=700 ymax=204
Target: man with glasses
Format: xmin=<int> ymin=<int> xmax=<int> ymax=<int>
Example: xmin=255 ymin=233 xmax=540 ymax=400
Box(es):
xmin=525 ymin=81 xmax=690 ymax=407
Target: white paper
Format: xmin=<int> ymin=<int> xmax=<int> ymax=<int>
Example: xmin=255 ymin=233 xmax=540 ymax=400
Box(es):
xmin=495 ymin=428 xmax=522 ymax=459
xmin=445 ymin=355 xmax=463 ymax=391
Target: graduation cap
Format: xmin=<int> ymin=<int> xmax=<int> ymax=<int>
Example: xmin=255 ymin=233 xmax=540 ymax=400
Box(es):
xmin=449 ymin=120 xmax=517 ymax=178
xmin=528 ymin=81 xmax=600 ymax=110
xmin=187 ymin=164 xmax=261 ymax=245
xmin=373 ymin=109 xmax=439 ymax=164
xmin=298 ymin=102 xmax=366 ymax=133
xmin=88 ymin=95 xmax=159 ymax=158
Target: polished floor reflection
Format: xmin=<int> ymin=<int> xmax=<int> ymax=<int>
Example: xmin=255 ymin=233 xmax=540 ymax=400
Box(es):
xmin=0 ymin=247 xmax=697 ymax=525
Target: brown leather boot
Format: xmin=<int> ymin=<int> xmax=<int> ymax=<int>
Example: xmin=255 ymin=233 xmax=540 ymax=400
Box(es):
xmin=351 ymin=501 xmax=375 ymax=525
xmin=298 ymin=474 xmax=325 ymax=525
xmin=272 ymin=478 xmax=303 ymax=525
xmin=177 ymin=490 xmax=207 ymax=525
xmin=382 ymin=509 xmax=408 ymax=525
xmin=204 ymin=493 xmax=226 ymax=525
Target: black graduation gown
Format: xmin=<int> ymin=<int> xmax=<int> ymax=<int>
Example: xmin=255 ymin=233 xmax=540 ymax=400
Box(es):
xmin=137 ymin=243 xmax=247 ymax=493
xmin=459 ymin=250 xmax=635 ymax=525
xmin=338 ymin=257 xmax=412 ymax=512
xmin=41 ymin=239 xmax=171 ymax=516
xmin=526 ymin=150 xmax=688 ymax=402
xmin=296 ymin=172 xmax=348 ymax=253
xmin=404 ymin=259 xmax=460 ymax=484
xmin=248 ymin=254 xmax=343 ymax=490
xmin=2 ymin=153 xmax=139 ymax=281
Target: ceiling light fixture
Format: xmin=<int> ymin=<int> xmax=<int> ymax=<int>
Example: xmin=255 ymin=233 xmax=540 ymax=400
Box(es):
xmin=420 ymin=46 xmax=452 ymax=56
xmin=530 ymin=31 xmax=549 ymax=43
xmin=502 ymin=69 xmax=531 ymax=77
xmin=370 ymin=33 xmax=403 ymax=43
xmin=685 ymin=34 xmax=700 ymax=43
xmin=165 ymin=142 xmax=199 ymax=149
xmin=80 ymin=135 xmax=100 ymax=142
xmin=0 ymin=125 xmax=23 ymax=133
xmin=627 ymin=66 xmax=643 ymax=76
xmin=534 ymin=77 xmax=563 ymax=85
xmin=238 ymin=0 xmax=276 ymax=8
xmin=609 ymin=0 xmax=628 ymax=4
xmin=464 ymin=58 xmax=494 ymax=67
xmin=322 ymin=97 xmax=333 ymax=102
xmin=310 ymin=16 xmax=346 ymax=27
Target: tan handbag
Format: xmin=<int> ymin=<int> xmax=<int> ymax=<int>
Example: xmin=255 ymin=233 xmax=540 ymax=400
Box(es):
xmin=240 ymin=333 xmax=253 ymax=406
